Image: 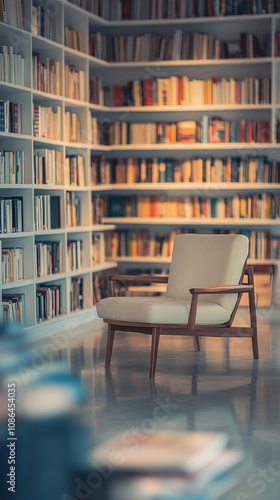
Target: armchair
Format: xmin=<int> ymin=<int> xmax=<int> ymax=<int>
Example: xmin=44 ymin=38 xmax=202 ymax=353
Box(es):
xmin=97 ymin=234 xmax=258 ymax=378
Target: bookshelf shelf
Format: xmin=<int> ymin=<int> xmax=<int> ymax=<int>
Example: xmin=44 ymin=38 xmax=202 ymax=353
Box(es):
xmin=2 ymin=280 xmax=35 ymax=290
xmin=102 ymin=217 xmax=280 ymax=226
xmin=108 ymin=143 xmax=280 ymax=151
xmin=106 ymin=58 xmax=273 ymax=68
xmin=98 ymin=183 xmax=280 ymax=193
xmin=108 ymin=105 xmax=274 ymax=113
xmin=1 ymin=0 xmax=280 ymax=329
xmin=108 ymin=13 xmax=275 ymax=27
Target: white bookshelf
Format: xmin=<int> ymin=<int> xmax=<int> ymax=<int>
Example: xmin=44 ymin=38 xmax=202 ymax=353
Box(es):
xmin=1 ymin=2 xmax=280 ymax=330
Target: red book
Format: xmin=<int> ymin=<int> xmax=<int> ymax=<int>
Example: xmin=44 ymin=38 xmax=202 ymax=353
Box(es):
xmin=143 ymin=79 xmax=154 ymax=106
xmin=177 ymin=77 xmax=182 ymax=105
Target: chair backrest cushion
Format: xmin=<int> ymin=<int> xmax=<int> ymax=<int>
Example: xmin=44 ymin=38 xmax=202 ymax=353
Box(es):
xmin=165 ymin=234 xmax=249 ymax=312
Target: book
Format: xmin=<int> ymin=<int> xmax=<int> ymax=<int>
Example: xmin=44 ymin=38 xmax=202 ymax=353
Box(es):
xmin=93 ymin=431 xmax=229 ymax=474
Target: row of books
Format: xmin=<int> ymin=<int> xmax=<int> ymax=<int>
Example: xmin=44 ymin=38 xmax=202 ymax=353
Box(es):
xmin=31 ymin=4 xmax=55 ymax=40
xmin=201 ymin=117 xmax=270 ymax=143
xmin=275 ymin=33 xmax=280 ymax=56
xmin=106 ymin=194 xmax=280 ymax=219
xmin=91 ymin=156 xmax=280 ymax=185
xmin=34 ymin=195 xmax=60 ymax=231
xmin=65 ymin=155 xmax=86 ymax=186
xmin=93 ymin=272 xmax=107 ymax=304
xmin=276 ymin=121 xmax=280 ymax=142
xmin=0 ymin=100 xmax=22 ymax=134
xmin=70 ymin=277 xmax=83 ymax=311
xmin=1 ymin=247 xmax=23 ymax=284
xmin=2 ymin=293 xmax=25 ymax=325
xmin=65 ymin=65 xmax=85 ymax=101
xmin=92 ymin=233 xmax=105 ymax=266
xmin=0 ymin=150 xmax=24 ymax=184
xmin=90 ymin=76 xmax=103 ymax=105
xmin=0 ymin=0 xmax=24 ymax=29
xmin=36 ymin=284 xmax=61 ymax=322
xmin=34 ymin=149 xmax=62 ymax=185
xmin=69 ymin=0 xmax=280 ymax=19
xmin=34 ymin=194 xmax=103 ymax=231
xmin=33 ymin=104 xmax=61 ymax=140
xmin=0 ymin=197 xmax=23 ymax=233
xmin=32 ymin=55 xmax=61 ymax=95
xmin=89 ymin=31 xmax=265 ymax=62
xmin=66 ymin=192 xmax=81 ymax=227
xmin=101 ymin=119 xmax=271 ymax=145
xmin=92 ymin=195 xmax=104 ymax=224
xmin=65 ymin=25 xmax=83 ymax=52
xmin=89 ymin=115 xmax=99 ymax=145
xmin=67 ymin=240 xmax=83 ymax=271
xmin=0 ymin=45 xmax=24 ymax=86
xmin=65 ymin=110 xmax=81 ymax=143
xmin=106 ymin=76 xmax=271 ymax=107
xmin=105 ymin=228 xmax=280 ymax=260
xmin=35 ymin=241 xmax=62 ymax=278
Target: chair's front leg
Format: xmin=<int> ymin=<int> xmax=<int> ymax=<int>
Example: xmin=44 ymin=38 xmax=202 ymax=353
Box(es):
xmin=105 ymin=324 xmax=116 ymax=367
xmin=188 ymin=294 xmax=200 ymax=351
xmin=247 ymin=267 xmax=259 ymax=359
xmin=149 ymin=327 xmax=160 ymax=378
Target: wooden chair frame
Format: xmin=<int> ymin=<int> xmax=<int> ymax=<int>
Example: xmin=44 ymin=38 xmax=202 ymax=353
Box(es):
xmin=103 ymin=264 xmax=258 ymax=378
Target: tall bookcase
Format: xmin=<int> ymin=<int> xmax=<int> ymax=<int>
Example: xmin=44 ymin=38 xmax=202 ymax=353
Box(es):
xmin=1 ymin=2 xmax=280 ymax=333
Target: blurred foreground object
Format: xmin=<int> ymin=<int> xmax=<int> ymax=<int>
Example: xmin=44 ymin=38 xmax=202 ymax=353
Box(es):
xmin=0 ymin=323 xmax=92 ymax=500
xmin=92 ymin=431 xmax=243 ymax=500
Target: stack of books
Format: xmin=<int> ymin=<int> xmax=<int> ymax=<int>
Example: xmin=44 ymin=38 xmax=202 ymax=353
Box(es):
xmin=34 ymin=195 xmax=60 ymax=231
xmin=0 ymin=150 xmax=24 ymax=184
xmin=32 ymin=54 xmax=60 ymax=95
xmin=36 ymin=285 xmax=61 ymax=322
xmin=92 ymin=233 xmax=105 ymax=266
xmin=93 ymin=431 xmax=243 ymax=500
xmin=64 ymin=25 xmax=83 ymax=52
xmin=0 ymin=0 xmax=24 ymax=28
xmin=0 ymin=45 xmax=24 ymax=85
xmin=0 ymin=100 xmax=22 ymax=133
xmin=70 ymin=277 xmax=83 ymax=311
xmin=34 ymin=149 xmax=62 ymax=185
xmin=33 ymin=104 xmax=61 ymax=140
xmin=2 ymin=293 xmax=25 ymax=325
xmin=64 ymin=155 xmax=86 ymax=186
xmin=1 ymin=247 xmax=23 ymax=283
xmin=65 ymin=65 xmax=85 ymax=100
xmin=32 ymin=4 xmax=55 ymax=40
xmin=0 ymin=197 xmax=23 ymax=233
xmin=67 ymin=240 xmax=83 ymax=271
xmin=90 ymin=76 xmax=103 ymax=105
xmin=64 ymin=111 xmax=81 ymax=143
xmin=66 ymin=192 xmax=81 ymax=227
xmin=35 ymin=241 xmax=62 ymax=278
xmin=92 ymin=195 xmax=104 ymax=224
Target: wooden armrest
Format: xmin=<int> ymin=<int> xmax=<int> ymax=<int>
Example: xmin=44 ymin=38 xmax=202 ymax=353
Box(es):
xmin=109 ymin=274 xmax=169 ymax=284
xmin=189 ymin=285 xmax=253 ymax=295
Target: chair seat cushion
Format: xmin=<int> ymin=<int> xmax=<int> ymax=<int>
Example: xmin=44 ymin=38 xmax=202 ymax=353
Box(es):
xmin=97 ymin=296 xmax=230 ymax=326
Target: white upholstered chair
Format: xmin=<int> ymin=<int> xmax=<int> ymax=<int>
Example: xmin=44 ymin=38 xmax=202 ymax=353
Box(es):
xmin=97 ymin=234 xmax=258 ymax=378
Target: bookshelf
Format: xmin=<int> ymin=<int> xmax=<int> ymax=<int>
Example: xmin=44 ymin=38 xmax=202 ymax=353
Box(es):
xmin=1 ymin=2 xmax=280 ymax=332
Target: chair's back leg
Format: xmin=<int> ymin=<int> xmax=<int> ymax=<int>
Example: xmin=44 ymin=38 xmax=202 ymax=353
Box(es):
xmin=248 ymin=267 xmax=259 ymax=359
xmin=105 ymin=324 xmax=116 ymax=367
xmin=194 ymin=337 xmax=200 ymax=351
xmin=149 ymin=327 xmax=160 ymax=378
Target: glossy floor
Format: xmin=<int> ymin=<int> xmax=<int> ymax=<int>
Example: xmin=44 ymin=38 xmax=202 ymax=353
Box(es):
xmin=39 ymin=309 xmax=280 ymax=500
